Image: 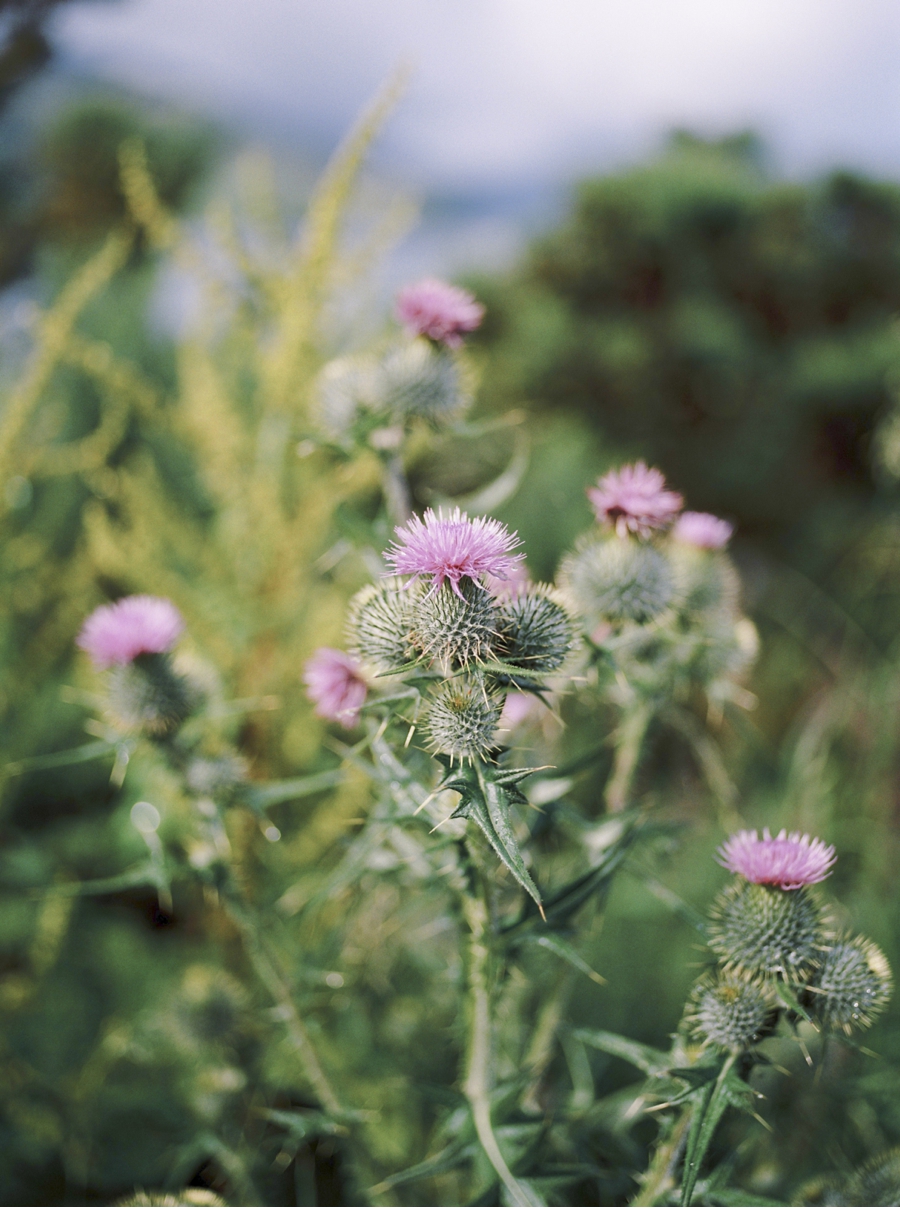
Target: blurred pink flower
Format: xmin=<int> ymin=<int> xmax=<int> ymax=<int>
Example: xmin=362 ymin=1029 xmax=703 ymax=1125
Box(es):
xmin=77 ymin=595 xmax=184 ymax=668
xmin=395 ymin=278 xmax=484 ymax=348
xmin=718 ymin=828 xmax=836 ymax=890
xmin=485 ymin=562 xmax=530 ymax=599
xmin=386 ymin=507 xmax=524 ymax=597
xmin=674 ymin=511 xmax=734 ymax=549
xmin=587 ymin=461 xmax=683 ymax=538
xmin=304 ymin=648 xmax=368 ymax=728
xmin=499 ymin=691 xmax=543 ymax=729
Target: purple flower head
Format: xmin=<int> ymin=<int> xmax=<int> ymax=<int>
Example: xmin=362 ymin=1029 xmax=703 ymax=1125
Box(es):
xmin=485 ymin=561 xmax=530 ymax=599
xmin=718 ymin=828 xmax=836 ymax=890
xmin=395 ymin=278 xmax=485 ymax=348
xmin=77 ymin=595 xmax=184 ymax=668
xmin=385 ymin=507 xmax=524 ymax=598
xmin=674 ymin=511 xmax=734 ymax=550
xmin=304 ymin=648 xmax=368 ymax=728
xmin=587 ymin=461 xmax=683 ymax=538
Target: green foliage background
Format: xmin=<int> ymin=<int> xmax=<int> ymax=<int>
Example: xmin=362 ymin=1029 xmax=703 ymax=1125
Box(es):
xmin=2 ymin=80 xmax=900 ymax=1206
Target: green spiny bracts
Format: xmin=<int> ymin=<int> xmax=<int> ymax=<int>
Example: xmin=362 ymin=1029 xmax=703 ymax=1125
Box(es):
xmin=844 ymin=1148 xmax=900 ymax=1206
xmin=708 ymin=880 xmax=829 ymax=980
xmin=558 ymin=535 xmax=676 ymax=627
xmin=422 ymin=679 xmax=502 ymax=761
xmin=807 ymin=934 xmax=892 ymax=1034
xmin=411 ymin=577 xmax=498 ymax=669
xmin=107 ymin=653 xmax=194 ymax=736
xmin=381 ymin=338 xmax=471 ymax=425
xmin=496 ymin=584 xmax=575 ymax=673
xmin=685 ymin=611 xmax=759 ymax=684
xmin=670 ymin=544 xmax=740 ymax=617
xmin=347 ymin=577 xmax=420 ymax=671
xmin=686 ymin=972 xmax=778 ymax=1052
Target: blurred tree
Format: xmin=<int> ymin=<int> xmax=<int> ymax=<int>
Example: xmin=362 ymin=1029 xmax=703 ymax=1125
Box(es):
xmin=470 ymin=132 xmax=900 ymax=643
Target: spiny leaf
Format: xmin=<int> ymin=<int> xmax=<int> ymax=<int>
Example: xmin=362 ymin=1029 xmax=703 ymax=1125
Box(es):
xmin=243 ymin=769 xmax=344 ymax=810
xmin=523 ymin=933 xmax=606 ymax=984
xmin=573 ymin=1028 xmax=670 ymax=1077
xmin=680 ymin=1056 xmax=756 ymax=1207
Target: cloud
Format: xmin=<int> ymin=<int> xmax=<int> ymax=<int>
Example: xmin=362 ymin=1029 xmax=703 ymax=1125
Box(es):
xmin=55 ymin=0 xmax=900 ymax=188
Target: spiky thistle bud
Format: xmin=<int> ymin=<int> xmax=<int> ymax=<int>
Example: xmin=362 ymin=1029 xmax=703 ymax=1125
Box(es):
xmin=314 ymin=353 xmax=383 ymax=438
xmin=559 ymin=536 xmax=676 ymax=627
xmin=347 ymin=578 xmax=420 ymax=671
xmin=687 ymin=972 xmax=778 ymax=1052
xmin=496 ymin=584 xmax=575 ymax=673
xmin=708 ymin=881 xmax=830 ymax=980
xmin=107 ymin=653 xmax=195 ymax=736
xmin=670 ymin=544 xmax=740 ymax=617
xmin=422 ymin=679 xmax=502 ymax=761
xmin=411 ymin=577 xmax=498 ymax=669
xmin=844 ymin=1148 xmax=900 ymax=1206
xmin=381 ymin=339 xmax=471 ymax=425
xmin=807 ymin=935 xmax=892 ymax=1034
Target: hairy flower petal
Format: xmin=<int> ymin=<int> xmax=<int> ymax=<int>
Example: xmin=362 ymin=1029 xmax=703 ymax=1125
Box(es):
xmin=718 ymin=828 xmax=836 ymax=889
xmin=587 ymin=461 xmax=683 ymax=538
xmin=78 ymin=596 xmax=184 ymax=668
xmin=395 ymin=278 xmax=484 ymax=348
xmin=303 ymin=648 xmax=368 ymax=728
xmin=674 ymin=511 xmax=734 ymax=549
xmin=385 ymin=507 xmax=524 ymax=597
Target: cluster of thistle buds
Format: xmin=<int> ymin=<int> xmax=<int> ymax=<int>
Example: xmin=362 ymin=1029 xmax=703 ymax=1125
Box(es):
xmin=558 ymin=460 xmax=757 ymax=698
xmin=305 ymin=507 xmax=576 ymax=762
xmin=314 ymin=277 xmax=484 ymax=444
xmin=684 ymin=828 xmax=892 ymax=1052
xmin=77 ymin=595 xmax=247 ymax=806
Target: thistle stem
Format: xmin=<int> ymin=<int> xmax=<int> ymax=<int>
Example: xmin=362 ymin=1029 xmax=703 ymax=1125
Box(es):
xmin=460 ymin=875 xmax=540 ymax=1208
xmin=630 ymin=1104 xmax=691 ymax=1207
xmin=222 ymin=883 xmax=343 ymax=1118
xmin=606 ymin=700 xmax=653 ymax=812
xmin=381 ymin=449 xmax=412 ymax=525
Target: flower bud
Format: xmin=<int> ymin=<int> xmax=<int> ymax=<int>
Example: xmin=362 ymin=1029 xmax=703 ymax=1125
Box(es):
xmin=381 ymin=338 xmax=471 ymax=424
xmin=559 ymin=536 xmax=675 ymax=627
xmin=708 ymin=881 xmax=829 ymax=980
xmin=670 ymin=544 xmax=740 ymax=616
xmin=347 ymin=578 xmax=419 ymax=671
xmin=496 ymin=584 xmax=575 ymax=673
xmin=844 ymin=1148 xmax=900 ymax=1206
xmin=423 ymin=679 xmax=502 ymax=761
xmin=107 ymin=652 xmax=195 ymax=736
xmin=314 ymin=352 xmax=383 ymax=438
xmin=411 ymin=577 xmax=498 ymax=669
xmin=807 ymin=935 xmax=892 ymax=1034
xmin=687 ymin=972 xmax=777 ymax=1052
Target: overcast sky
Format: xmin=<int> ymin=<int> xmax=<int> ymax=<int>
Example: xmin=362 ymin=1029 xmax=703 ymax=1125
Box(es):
xmin=50 ymin=1 xmax=900 ymax=275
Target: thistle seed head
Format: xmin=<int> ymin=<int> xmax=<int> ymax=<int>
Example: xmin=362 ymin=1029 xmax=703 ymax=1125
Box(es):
xmin=107 ymin=652 xmax=194 ymax=736
xmin=708 ymin=880 xmax=829 ymax=980
xmin=808 ymin=935 xmax=892 ymax=1034
xmin=496 ymin=584 xmax=575 ymax=673
xmin=347 ymin=578 xmax=420 ymax=671
xmin=844 ymin=1148 xmax=900 ymax=1206
xmin=559 ymin=535 xmax=676 ymax=627
xmin=687 ymin=972 xmax=778 ymax=1052
xmin=423 ymin=679 xmax=502 ymax=761
xmin=411 ymin=577 xmax=498 ymax=669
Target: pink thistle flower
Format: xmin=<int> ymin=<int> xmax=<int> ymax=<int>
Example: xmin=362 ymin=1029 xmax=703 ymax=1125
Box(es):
xmin=717 ymin=828 xmax=836 ymax=890
xmin=77 ymin=595 xmax=184 ymax=668
xmin=587 ymin=461 xmax=683 ymax=538
xmin=674 ymin=511 xmax=734 ymax=549
xmin=385 ymin=507 xmax=524 ymax=598
xmin=395 ymin=278 xmax=485 ymax=348
xmin=485 ymin=561 xmax=530 ymax=599
xmin=304 ymin=648 xmax=368 ymax=728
